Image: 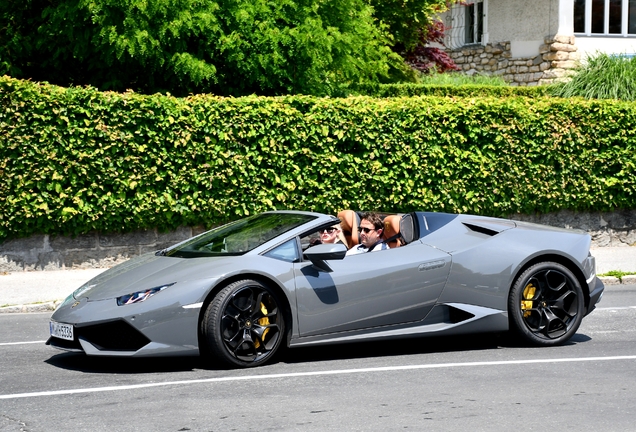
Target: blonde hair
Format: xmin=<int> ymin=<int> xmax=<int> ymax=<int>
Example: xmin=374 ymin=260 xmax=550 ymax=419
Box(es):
xmin=332 ymin=223 xmax=347 ymax=245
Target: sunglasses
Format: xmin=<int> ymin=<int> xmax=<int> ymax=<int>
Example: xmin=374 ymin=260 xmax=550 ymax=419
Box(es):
xmin=321 ymin=228 xmax=337 ymax=234
xmin=357 ymin=227 xmax=376 ymax=234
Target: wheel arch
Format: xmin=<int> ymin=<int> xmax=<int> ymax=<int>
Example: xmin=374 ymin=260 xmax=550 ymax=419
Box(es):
xmin=511 ymin=253 xmax=591 ymax=310
xmin=196 ymin=272 xmax=294 ymax=351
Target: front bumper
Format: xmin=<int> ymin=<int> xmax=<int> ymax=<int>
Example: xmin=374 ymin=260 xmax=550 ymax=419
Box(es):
xmin=47 ymin=319 xmax=151 ymax=353
xmin=586 ymin=276 xmax=604 ymax=316
xmin=47 ymin=293 xmax=203 ymax=357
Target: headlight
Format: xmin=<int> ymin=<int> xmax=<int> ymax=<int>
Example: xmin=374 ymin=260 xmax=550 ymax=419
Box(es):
xmin=116 ymin=283 xmax=175 ymax=306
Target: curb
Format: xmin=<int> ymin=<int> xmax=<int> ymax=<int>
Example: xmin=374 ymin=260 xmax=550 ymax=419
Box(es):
xmin=598 ymin=275 xmax=636 ymax=286
xmin=0 ymin=300 xmax=61 ymax=314
xmin=1 ymin=276 xmax=634 ymax=314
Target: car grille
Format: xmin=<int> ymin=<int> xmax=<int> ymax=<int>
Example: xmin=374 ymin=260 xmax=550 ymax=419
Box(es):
xmin=76 ymin=319 xmax=151 ymax=351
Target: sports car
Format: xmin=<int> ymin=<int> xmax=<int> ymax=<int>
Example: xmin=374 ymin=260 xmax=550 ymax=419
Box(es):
xmin=47 ymin=210 xmax=604 ymax=368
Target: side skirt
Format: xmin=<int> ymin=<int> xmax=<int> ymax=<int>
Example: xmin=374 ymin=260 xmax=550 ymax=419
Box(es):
xmin=289 ymin=303 xmax=508 ymax=348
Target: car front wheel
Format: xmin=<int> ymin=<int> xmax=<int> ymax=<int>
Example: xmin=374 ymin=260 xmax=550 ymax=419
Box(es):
xmin=201 ymin=279 xmax=285 ymax=368
xmin=508 ymin=262 xmax=584 ymax=346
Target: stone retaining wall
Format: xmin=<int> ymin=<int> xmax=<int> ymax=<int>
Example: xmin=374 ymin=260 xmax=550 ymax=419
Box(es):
xmin=512 ymin=209 xmax=636 ymax=247
xmin=0 ymin=226 xmax=206 ymax=272
xmin=447 ymin=35 xmax=580 ymax=86
xmin=1 ymin=210 xmax=634 ymax=272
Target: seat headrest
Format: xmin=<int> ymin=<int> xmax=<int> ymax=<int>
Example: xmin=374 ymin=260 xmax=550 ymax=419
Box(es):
xmin=382 ymin=215 xmax=403 ymax=248
xmin=399 ymin=213 xmax=415 ymax=244
xmin=337 ymin=210 xmax=360 ymax=249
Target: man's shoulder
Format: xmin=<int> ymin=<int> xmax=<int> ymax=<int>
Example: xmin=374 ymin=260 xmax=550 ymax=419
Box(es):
xmin=346 ymin=244 xmax=367 ymax=255
xmin=371 ymin=241 xmax=388 ymax=252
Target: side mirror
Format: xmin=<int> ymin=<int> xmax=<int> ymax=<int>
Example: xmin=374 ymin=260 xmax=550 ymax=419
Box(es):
xmin=304 ymin=243 xmax=347 ymax=272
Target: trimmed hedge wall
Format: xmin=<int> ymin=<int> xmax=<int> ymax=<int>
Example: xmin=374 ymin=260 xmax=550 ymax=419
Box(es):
xmin=355 ymin=83 xmax=550 ymax=98
xmin=1 ymin=76 xmax=635 ymax=242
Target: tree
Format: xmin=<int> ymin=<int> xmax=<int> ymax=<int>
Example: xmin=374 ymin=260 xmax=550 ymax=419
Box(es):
xmin=0 ymin=0 xmax=456 ymax=95
xmin=0 ymin=0 xmax=402 ymax=96
xmin=367 ymin=0 xmax=450 ymax=52
xmin=404 ymin=19 xmax=459 ymax=74
xmin=0 ymin=0 xmax=50 ymax=78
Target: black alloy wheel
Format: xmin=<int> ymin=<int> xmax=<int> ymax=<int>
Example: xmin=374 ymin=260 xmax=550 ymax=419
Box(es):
xmin=202 ymin=279 xmax=285 ymax=368
xmin=509 ymin=262 xmax=584 ymax=346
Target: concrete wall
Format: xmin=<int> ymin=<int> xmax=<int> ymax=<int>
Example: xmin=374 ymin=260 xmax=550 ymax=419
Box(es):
xmin=442 ymin=0 xmax=561 ymax=57
xmin=1 ymin=211 xmax=635 ymax=271
xmin=443 ymin=0 xmax=636 ymax=61
xmin=576 ymin=37 xmax=636 ymax=59
xmin=488 ymin=0 xmax=560 ymax=48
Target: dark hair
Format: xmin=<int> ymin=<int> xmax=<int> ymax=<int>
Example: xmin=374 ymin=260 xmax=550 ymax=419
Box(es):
xmin=361 ymin=212 xmax=383 ymax=231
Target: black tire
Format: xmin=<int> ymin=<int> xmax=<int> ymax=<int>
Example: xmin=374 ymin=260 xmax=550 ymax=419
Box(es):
xmin=508 ymin=262 xmax=584 ymax=346
xmin=201 ymin=279 xmax=285 ymax=368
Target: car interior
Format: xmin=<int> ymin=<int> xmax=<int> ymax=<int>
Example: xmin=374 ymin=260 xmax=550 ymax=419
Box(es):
xmin=338 ymin=210 xmax=417 ymax=250
xmin=300 ymin=210 xmax=418 ymax=252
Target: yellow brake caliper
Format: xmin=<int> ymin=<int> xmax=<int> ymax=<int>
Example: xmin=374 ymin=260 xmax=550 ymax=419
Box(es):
xmin=254 ymin=303 xmax=270 ymax=349
xmin=522 ymin=283 xmax=536 ymax=318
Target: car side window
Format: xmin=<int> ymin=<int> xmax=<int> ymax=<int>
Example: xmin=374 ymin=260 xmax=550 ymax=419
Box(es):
xmin=263 ymin=239 xmax=300 ymax=262
xmin=299 ymin=230 xmax=322 ymax=252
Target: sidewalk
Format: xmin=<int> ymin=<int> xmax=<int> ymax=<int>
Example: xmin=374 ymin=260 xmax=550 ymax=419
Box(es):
xmin=590 ymin=246 xmax=636 ymax=274
xmin=0 ymin=268 xmax=107 ymax=313
xmin=1 ymin=247 xmax=635 ymax=313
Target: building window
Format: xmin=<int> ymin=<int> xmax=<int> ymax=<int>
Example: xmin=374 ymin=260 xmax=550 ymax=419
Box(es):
xmin=446 ymin=0 xmax=485 ymax=49
xmin=465 ymin=1 xmax=484 ymax=44
xmin=574 ymin=0 xmax=636 ymax=35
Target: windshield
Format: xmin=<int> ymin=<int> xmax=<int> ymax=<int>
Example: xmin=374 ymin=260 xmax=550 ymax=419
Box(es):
xmin=165 ymin=213 xmax=316 ymax=258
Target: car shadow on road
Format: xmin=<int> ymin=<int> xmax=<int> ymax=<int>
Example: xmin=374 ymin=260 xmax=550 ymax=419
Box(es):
xmin=281 ymin=331 xmax=593 ymax=365
xmin=282 ymin=332 xmax=506 ymax=364
xmin=45 ymin=351 xmax=204 ymax=374
xmin=45 ymin=331 xmax=594 ymax=373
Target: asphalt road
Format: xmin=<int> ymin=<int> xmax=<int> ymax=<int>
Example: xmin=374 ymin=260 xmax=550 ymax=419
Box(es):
xmin=1 ymin=285 xmax=636 ymax=432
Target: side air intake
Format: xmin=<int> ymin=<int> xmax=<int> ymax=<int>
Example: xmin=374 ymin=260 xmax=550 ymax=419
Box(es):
xmin=462 ymin=222 xmax=500 ymax=236
xmin=462 ymin=219 xmax=516 ymax=237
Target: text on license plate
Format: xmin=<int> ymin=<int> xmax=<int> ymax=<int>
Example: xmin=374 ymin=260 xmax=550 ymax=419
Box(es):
xmin=50 ymin=321 xmax=74 ymax=341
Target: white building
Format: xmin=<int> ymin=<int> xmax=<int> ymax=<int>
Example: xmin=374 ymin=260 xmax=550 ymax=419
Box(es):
xmin=440 ymin=0 xmax=636 ymax=85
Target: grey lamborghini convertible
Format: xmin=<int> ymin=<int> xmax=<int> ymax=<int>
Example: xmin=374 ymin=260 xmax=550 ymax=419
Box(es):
xmin=48 ymin=210 xmax=604 ymax=368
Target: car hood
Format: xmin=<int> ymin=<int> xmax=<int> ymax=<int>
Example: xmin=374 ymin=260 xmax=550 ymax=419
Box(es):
xmin=74 ymin=252 xmax=234 ymax=301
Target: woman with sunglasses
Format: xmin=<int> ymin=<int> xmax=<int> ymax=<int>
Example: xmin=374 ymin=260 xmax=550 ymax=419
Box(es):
xmin=320 ymin=224 xmax=346 ymax=245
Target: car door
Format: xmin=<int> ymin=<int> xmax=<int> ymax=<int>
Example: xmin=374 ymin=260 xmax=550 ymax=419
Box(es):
xmin=293 ymin=242 xmax=452 ymax=337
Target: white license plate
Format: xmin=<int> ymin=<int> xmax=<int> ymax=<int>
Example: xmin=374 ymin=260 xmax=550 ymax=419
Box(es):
xmin=50 ymin=321 xmax=74 ymax=341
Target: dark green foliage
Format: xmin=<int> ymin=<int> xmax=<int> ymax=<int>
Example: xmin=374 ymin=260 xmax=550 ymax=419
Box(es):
xmin=1 ymin=76 xmax=635 ymax=242
xmin=0 ymin=0 xmax=398 ymax=96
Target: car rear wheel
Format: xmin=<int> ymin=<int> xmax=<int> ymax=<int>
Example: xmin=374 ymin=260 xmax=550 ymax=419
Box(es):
xmin=508 ymin=262 xmax=584 ymax=346
xmin=201 ymin=279 xmax=285 ymax=368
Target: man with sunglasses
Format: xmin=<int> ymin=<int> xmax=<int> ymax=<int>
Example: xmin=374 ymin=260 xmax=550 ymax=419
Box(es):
xmin=346 ymin=212 xmax=388 ymax=255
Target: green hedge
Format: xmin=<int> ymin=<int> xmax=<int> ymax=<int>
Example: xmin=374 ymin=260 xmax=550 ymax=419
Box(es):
xmin=1 ymin=76 xmax=635 ymax=241
xmin=354 ymin=83 xmax=551 ymax=98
